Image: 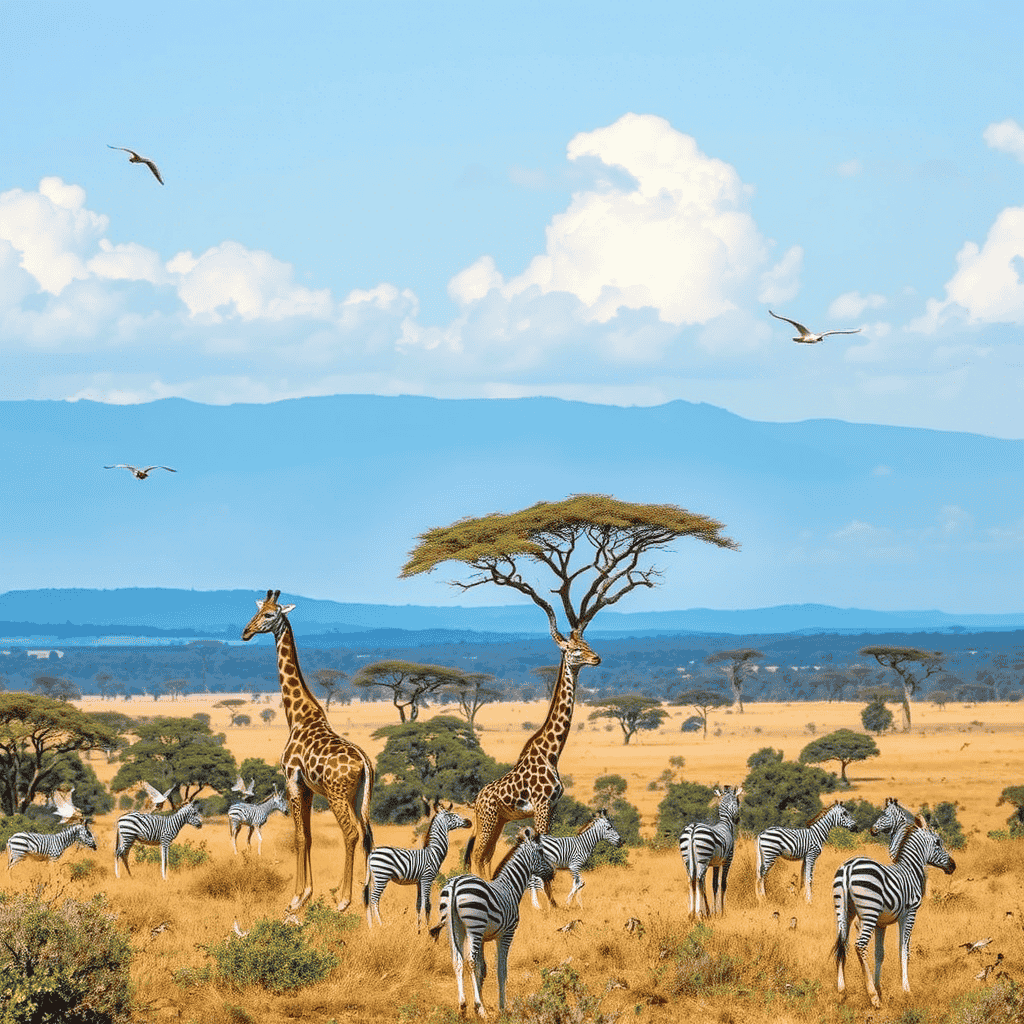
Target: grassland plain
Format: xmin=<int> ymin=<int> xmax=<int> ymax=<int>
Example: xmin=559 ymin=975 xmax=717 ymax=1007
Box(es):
xmin=7 ymin=696 xmax=1024 ymax=1024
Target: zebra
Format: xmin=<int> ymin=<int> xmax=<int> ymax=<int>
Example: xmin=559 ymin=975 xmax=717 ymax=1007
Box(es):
xmin=528 ymin=810 xmax=622 ymax=909
xmin=429 ymin=827 xmax=554 ymax=1018
xmin=833 ymin=817 xmax=956 ymax=1009
xmin=871 ymin=796 xmax=918 ymax=854
xmin=679 ymin=785 xmax=743 ymax=919
xmin=7 ymin=822 xmax=97 ymax=870
xmin=755 ymin=800 xmax=859 ymax=903
xmin=363 ymin=802 xmax=471 ymax=931
xmin=228 ymin=788 xmax=289 ymax=855
xmin=114 ymin=802 xmax=203 ymax=880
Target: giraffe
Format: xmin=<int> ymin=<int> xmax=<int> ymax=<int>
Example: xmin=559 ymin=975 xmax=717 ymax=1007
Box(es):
xmin=242 ymin=589 xmax=375 ymax=913
xmin=464 ymin=627 xmax=600 ymax=878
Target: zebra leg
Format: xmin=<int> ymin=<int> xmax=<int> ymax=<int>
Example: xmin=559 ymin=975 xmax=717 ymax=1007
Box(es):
xmin=566 ymin=868 xmax=584 ymax=908
xmin=229 ymin=819 xmax=239 ymax=855
xmin=496 ymin=928 xmax=515 ymax=1011
xmin=543 ymin=875 xmax=557 ymax=908
xmin=468 ymin=932 xmax=488 ymax=1017
xmin=160 ymin=842 xmax=169 ymax=881
xmin=833 ymin=887 xmax=850 ymax=998
xmin=803 ymin=852 xmax=818 ymax=903
xmin=114 ymin=829 xmax=132 ymax=879
xmin=853 ymin=914 xmax=883 ymax=1009
xmin=717 ymin=861 xmax=732 ymax=915
xmin=873 ymin=926 xmax=887 ymax=1003
xmin=417 ymin=877 xmax=432 ymax=934
xmin=529 ymin=875 xmax=543 ymax=910
xmin=448 ymin=901 xmax=469 ymax=1014
xmin=695 ymin=867 xmax=711 ymax=919
xmin=898 ymin=912 xmax=916 ymax=993
xmin=755 ymin=842 xmax=771 ymax=901
xmin=254 ymin=826 xmax=263 ymax=855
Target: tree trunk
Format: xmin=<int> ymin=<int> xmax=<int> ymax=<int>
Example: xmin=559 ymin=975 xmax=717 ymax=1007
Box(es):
xmin=901 ymin=684 xmax=912 ymax=731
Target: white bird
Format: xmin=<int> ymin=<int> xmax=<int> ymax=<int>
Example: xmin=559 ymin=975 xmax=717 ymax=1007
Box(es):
xmin=769 ymin=309 xmax=862 ymax=344
xmin=150 ymin=921 xmax=171 ymax=937
xmin=960 ymin=937 xmax=993 ymax=953
xmin=232 ymin=919 xmax=249 ymax=938
xmin=231 ymin=776 xmax=256 ymax=799
xmin=51 ymin=788 xmax=81 ymax=824
xmin=107 ymin=145 xmax=164 ymax=184
xmin=104 ymin=464 xmax=177 ymax=480
xmin=142 ymin=780 xmax=174 ymax=809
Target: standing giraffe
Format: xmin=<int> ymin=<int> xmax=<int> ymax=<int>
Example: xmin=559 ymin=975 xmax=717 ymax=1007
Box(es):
xmin=464 ymin=627 xmax=600 ymax=878
xmin=242 ymin=589 xmax=375 ymax=913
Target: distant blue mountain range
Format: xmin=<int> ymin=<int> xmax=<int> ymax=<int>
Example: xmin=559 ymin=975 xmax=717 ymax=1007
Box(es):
xmin=0 ymin=587 xmax=1020 ymax=640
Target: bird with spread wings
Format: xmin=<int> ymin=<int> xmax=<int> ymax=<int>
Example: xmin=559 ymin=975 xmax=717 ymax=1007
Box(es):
xmin=769 ymin=309 xmax=862 ymax=344
xmin=104 ymin=465 xmax=177 ymax=480
xmin=107 ymin=145 xmax=164 ymax=185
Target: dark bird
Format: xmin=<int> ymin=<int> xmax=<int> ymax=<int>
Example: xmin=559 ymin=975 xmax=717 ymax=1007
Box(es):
xmin=104 ymin=465 xmax=176 ymax=480
xmin=556 ymin=919 xmax=584 ymax=935
xmin=960 ymin=937 xmax=993 ymax=953
xmin=960 ymin=742 xmax=971 ymax=751
xmin=769 ymin=309 xmax=862 ymax=344
xmin=107 ymin=145 xmax=164 ymax=184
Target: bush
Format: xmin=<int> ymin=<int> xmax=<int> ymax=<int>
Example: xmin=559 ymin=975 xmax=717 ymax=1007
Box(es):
xmin=205 ymin=917 xmax=339 ymax=993
xmin=508 ymin=961 xmax=619 ymax=1023
xmin=653 ymin=781 xmax=715 ymax=848
xmin=190 ymin=852 xmax=287 ymax=901
xmin=680 ymin=715 xmax=703 ymax=733
xmin=0 ymin=890 xmax=133 ymax=1023
xmin=861 ymin=697 xmax=894 ymax=735
xmin=920 ymin=800 xmax=967 ymax=849
xmin=134 ymin=839 xmax=210 ymax=872
xmin=746 ymin=747 xmax=784 ymax=770
xmin=740 ymin=760 xmax=838 ymax=833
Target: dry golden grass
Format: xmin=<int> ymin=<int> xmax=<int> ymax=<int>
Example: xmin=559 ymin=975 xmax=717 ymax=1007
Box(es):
xmin=9 ymin=694 xmax=1023 ymax=1023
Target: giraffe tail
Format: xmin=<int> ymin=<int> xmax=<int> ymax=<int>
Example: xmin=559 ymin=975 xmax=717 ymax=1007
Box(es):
xmin=356 ymin=748 xmax=375 ymax=855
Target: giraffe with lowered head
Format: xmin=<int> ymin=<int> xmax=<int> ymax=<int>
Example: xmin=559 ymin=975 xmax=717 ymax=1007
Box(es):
xmin=464 ymin=626 xmax=600 ymax=877
xmin=242 ymin=589 xmax=375 ymax=913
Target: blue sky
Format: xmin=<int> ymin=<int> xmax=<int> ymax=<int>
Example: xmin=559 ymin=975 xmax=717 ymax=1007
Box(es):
xmin=1 ymin=2 xmax=1021 ymax=438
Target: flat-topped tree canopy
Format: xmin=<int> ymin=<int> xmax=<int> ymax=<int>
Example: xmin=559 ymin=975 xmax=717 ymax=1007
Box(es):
xmin=401 ymin=494 xmax=738 ymax=638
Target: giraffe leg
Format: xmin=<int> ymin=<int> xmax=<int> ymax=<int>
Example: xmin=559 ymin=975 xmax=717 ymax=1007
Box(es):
xmin=287 ymin=782 xmax=314 ymax=912
xmin=325 ymin=781 xmax=361 ymax=911
xmin=472 ymin=805 xmax=505 ymax=879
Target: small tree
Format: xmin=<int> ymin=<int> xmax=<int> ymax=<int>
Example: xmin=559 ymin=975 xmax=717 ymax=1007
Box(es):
xmin=310 ymin=668 xmax=349 ymax=711
xmin=530 ymin=665 xmax=561 ymax=700
xmin=860 ymin=645 xmax=945 ymax=731
xmin=440 ymin=672 xmax=505 ymax=733
xmin=587 ymin=696 xmax=667 ymax=744
xmin=814 ymin=668 xmax=851 ymax=702
xmin=351 ymin=660 xmax=469 ymax=723
xmin=799 ymin=729 xmax=880 ymax=785
xmin=861 ymin=697 xmax=894 ymax=736
xmin=86 ymin=710 xmax=136 ymax=762
xmin=672 ymin=687 xmax=730 ymax=739
xmin=260 ymin=707 xmax=277 ymax=724
xmin=214 ymin=698 xmax=248 ymax=726
xmin=920 ymin=800 xmax=966 ymax=849
xmin=164 ymin=678 xmax=188 ymax=701
xmin=705 ymin=649 xmax=762 ymax=712
xmin=996 ymin=785 xmax=1024 ymax=834
xmin=94 ymin=671 xmax=119 ymax=700
xmin=591 ymin=774 xmax=627 ymax=805
xmin=747 ymin=747 xmax=784 ymax=770
xmin=233 ymin=714 xmax=252 ymax=727
xmin=930 ymin=690 xmax=951 ymax=709
xmin=740 ymin=759 xmax=837 ymax=832
xmin=31 ymin=675 xmax=82 ymax=702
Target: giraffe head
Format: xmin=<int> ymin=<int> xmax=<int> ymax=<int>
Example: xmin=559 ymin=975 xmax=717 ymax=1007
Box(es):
xmin=553 ymin=628 xmax=601 ymax=669
xmin=241 ymin=589 xmax=296 ymax=641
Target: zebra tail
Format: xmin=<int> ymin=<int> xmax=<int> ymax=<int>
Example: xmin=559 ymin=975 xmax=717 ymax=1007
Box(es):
xmin=833 ymin=928 xmax=847 ymax=972
xmin=463 ymin=833 xmax=476 ymax=870
xmin=362 ymin=879 xmax=370 ymax=909
xmin=428 ymin=921 xmax=444 ymax=942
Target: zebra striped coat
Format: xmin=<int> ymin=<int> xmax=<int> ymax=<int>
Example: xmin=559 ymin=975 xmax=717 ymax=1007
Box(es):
xmin=528 ymin=812 xmax=621 ymax=909
xmin=363 ymin=805 xmax=471 ymax=931
xmin=833 ymin=819 xmax=956 ymax=1009
xmin=755 ymin=800 xmax=858 ymax=903
xmin=429 ymin=828 xmax=553 ymax=1017
xmin=7 ymin=822 xmax=97 ymax=870
xmin=679 ymin=785 xmax=743 ymax=918
xmin=114 ymin=802 xmax=203 ymax=880
xmin=228 ymin=790 xmax=288 ymax=855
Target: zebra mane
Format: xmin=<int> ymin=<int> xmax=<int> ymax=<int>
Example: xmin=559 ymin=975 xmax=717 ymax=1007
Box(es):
xmin=805 ymin=802 xmax=838 ymax=827
xmin=892 ymin=823 xmax=920 ymax=862
xmin=576 ymin=810 xmax=606 ymax=836
xmin=492 ymin=831 xmax=530 ymax=881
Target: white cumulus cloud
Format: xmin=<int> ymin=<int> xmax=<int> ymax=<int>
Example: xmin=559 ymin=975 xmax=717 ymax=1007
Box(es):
xmin=983 ymin=118 xmax=1024 ymax=162
xmin=828 ymin=291 xmax=886 ymax=319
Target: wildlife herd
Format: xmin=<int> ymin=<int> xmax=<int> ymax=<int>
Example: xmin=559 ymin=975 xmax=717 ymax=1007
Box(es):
xmin=6 ymin=588 xmax=1004 ymax=1018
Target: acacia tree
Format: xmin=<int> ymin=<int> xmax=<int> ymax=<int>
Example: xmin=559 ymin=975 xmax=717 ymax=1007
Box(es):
xmin=799 ymin=729 xmax=880 ymax=786
xmin=587 ymin=696 xmax=668 ymax=744
xmin=310 ymin=668 xmax=349 ymax=711
xmin=672 ymin=686 xmax=731 ymax=739
xmin=530 ymin=665 xmax=561 ymax=700
xmin=0 ymin=694 xmax=116 ymax=815
xmin=814 ymin=668 xmax=851 ymax=702
xmin=351 ymin=661 xmax=470 ymax=723
xmin=860 ymin=645 xmax=945 ymax=731
xmin=705 ymin=648 xmax=763 ymax=712
xmin=400 ymin=495 xmax=737 ymax=643
xmin=31 ymin=675 xmax=82 ymax=702
xmin=440 ymin=672 xmax=504 ymax=733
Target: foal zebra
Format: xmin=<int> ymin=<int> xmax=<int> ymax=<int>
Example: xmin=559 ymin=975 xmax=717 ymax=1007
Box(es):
xmin=114 ymin=802 xmax=203 ymax=880
xmin=228 ymin=789 xmax=288 ymax=855
xmin=363 ymin=803 xmax=471 ymax=931
xmin=528 ymin=811 xmax=622 ymax=909
xmin=429 ymin=827 xmax=553 ymax=1018
xmin=679 ymin=785 xmax=743 ymax=919
xmin=833 ymin=817 xmax=956 ymax=1009
xmin=7 ymin=822 xmax=97 ymax=870
xmin=755 ymin=800 xmax=858 ymax=903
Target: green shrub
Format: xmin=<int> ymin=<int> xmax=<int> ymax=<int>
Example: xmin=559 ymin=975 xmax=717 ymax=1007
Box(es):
xmin=0 ymin=889 xmax=133 ymax=1024
xmin=134 ymin=839 xmax=210 ymax=871
xmin=508 ymin=961 xmax=619 ymax=1023
xmin=920 ymin=801 xmax=967 ymax=849
xmin=68 ymin=858 xmax=99 ymax=881
xmin=652 ymin=781 xmax=715 ymax=849
xmin=205 ymin=918 xmax=338 ymax=993
xmin=942 ymin=978 xmax=1023 ymax=1024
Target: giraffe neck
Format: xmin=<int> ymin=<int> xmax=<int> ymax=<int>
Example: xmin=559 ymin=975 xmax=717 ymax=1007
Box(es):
xmin=272 ymin=617 xmax=326 ymax=731
xmin=527 ymin=648 xmax=577 ymax=763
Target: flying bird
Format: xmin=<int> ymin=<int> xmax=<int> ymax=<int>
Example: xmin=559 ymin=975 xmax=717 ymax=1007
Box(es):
xmin=232 ymin=776 xmax=256 ymax=799
xmin=769 ymin=309 xmax=862 ymax=344
xmin=142 ymin=780 xmax=174 ymax=809
xmin=960 ymin=937 xmax=993 ymax=953
xmin=51 ymin=788 xmax=81 ymax=824
xmin=104 ymin=465 xmax=177 ymax=480
xmin=107 ymin=145 xmax=164 ymax=185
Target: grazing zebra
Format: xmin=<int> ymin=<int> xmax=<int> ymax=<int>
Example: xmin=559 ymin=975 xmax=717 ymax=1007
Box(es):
xmin=363 ymin=803 xmax=471 ymax=931
xmin=228 ymin=789 xmax=289 ymax=855
xmin=528 ymin=811 xmax=622 ymax=909
xmin=755 ymin=800 xmax=859 ymax=903
xmin=7 ymin=822 xmax=97 ymax=870
xmin=833 ymin=817 xmax=956 ymax=1009
xmin=114 ymin=802 xmax=203 ymax=880
xmin=429 ymin=827 xmax=554 ymax=1018
xmin=679 ymin=785 xmax=743 ymax=919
